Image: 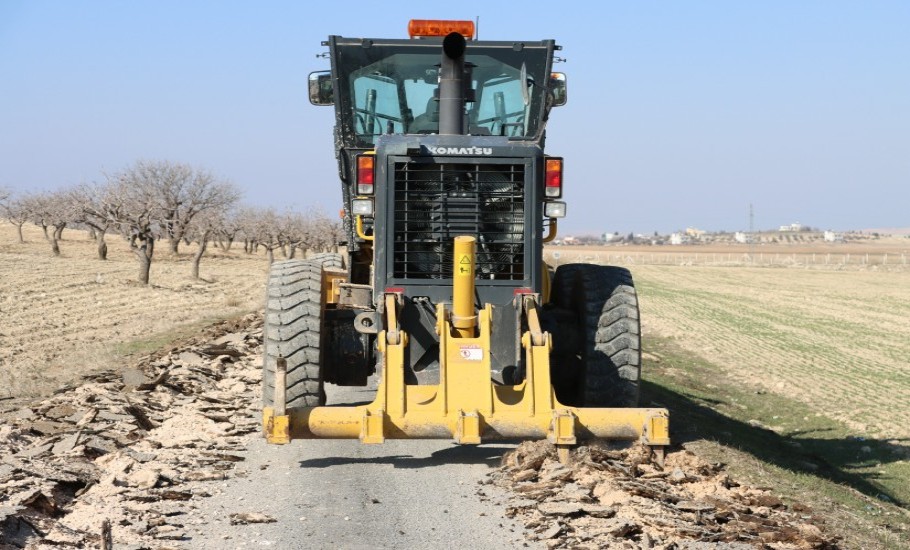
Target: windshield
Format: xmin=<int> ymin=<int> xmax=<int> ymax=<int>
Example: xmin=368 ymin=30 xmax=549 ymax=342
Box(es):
xmin=332 ymin=40 xmax=553 ymax=147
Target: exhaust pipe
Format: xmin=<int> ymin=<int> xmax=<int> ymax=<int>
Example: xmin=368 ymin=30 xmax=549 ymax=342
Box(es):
xmin=439 ymin=32 xmax=467 ymax=135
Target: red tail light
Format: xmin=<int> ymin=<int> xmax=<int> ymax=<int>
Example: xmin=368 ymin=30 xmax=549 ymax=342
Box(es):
xmin=545 ymin=158 xmax=563 ymax=198
xmin=357 ymin=155 xmax=374 ymax=194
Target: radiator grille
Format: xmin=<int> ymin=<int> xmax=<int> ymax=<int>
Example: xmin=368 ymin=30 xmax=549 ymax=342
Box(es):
xmin=392 ymin=161 xmax=525 ymax=280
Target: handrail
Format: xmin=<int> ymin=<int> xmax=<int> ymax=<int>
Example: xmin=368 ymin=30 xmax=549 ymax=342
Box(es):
xmin=355 ymin=215 xmax=374 ymax=241
xmin=543 ymin=218 xmax=558 ymax=243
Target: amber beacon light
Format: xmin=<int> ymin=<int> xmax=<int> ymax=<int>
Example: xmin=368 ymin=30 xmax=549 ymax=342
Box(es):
xmin=408 ymin=19 xmax=475 ymax=39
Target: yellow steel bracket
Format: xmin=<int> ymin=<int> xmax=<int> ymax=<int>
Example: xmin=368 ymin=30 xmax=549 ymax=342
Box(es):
xmin=548 ymin=409 xmax=577 ymax=464
xmin=360 ymin=409 xmax=385 ymax=444
xmin=384 ymin=293 xmax=402 ymax=345
xmin=644 ymin=412 xmax=670 ymax=446
xmin=322 ymin=269 xmax=347 ymax=305
xmin=264 ymin=356 xmax=291 ymax=444
xmin=356 ymin=291 xmax=407 ymax=444
xmin=522 ymin=294 xmax=545 ymax=346
xmin=455 ymin=410 xmax=481 ymax=444
xmin=548 ymin=409 xmax=577 ymax=445
xmin=264 ymin=407 xmax=290 ymax=444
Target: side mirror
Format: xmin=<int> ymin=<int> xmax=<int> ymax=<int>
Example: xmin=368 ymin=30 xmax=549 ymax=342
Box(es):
xmin=549 ymin=73 xmax=567 ymax=107
xmin=308 ymin=71 xmax=334 ymax=106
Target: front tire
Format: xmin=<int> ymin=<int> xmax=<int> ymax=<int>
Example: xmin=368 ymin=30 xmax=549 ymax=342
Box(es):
xmin=263 ymin=260 xmax=326 ymax=409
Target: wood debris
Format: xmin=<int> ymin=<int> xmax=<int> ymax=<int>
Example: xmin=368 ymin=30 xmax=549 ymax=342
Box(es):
xmin=0 ymin=314 xmax=263 ymax=548
xmin=492 ymin=440 xmax=840 ymax=549
xmin=228 ymin=512 xmax=277 ymax=525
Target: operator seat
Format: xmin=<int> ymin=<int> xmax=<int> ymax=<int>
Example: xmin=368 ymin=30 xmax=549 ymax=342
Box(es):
xmin=409 ymin=97 xmax=439 ymax=133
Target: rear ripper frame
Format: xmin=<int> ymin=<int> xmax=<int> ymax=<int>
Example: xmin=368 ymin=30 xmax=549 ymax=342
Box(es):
xmin=263 ymin=236 xmax=669 ymax=461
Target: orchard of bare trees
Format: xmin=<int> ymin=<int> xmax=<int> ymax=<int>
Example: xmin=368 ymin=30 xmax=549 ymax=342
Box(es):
xmin=0 ymin=160 xmax=342 ymax=285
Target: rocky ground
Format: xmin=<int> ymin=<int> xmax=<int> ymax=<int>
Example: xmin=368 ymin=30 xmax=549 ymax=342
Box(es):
xmin=2 ymin=313 xmax=841 ymax=549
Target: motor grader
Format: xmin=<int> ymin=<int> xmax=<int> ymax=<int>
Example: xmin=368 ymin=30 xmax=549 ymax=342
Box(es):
xmin=261 ymin=20 xmax=668 ymax=461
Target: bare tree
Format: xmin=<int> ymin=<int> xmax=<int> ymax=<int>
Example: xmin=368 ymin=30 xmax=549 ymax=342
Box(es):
xmin=104 ymin=166 xmax=164 ymax=284
xmin=278 ymin=211 xmax=306 ymax=259
xmin=214 ymin=207 xmax=243 ymax=251
xmin=147 ymin=160 xmax=241 ymax=254
xmin=101 ymin=161 xmax=240 ymax=284
xmin=246 ymin=207 xmax=283 ymax=263
xmin=18 ymin=194 xmax=50 ymax=240
xmin=236 ymin=208 xmax=341 ymax=262
xmin=0 ymin=192 xmax=30 ymax=243
xmin=234 ymin=206 xmax=264 ymax=255
xmin=24 ymin=190 xmax=76 ymax=256
xmin=70 ymin=183 xmax=116 ymax=260
xmin=309 ymin=210 xmax=344 ymax=254
xmin=186 ymin=209 xmax=224 ymax=280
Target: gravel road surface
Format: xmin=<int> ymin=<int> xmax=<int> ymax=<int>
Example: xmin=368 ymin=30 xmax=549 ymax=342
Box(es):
xmin=188 ymin=381 xmax=529 ymax=549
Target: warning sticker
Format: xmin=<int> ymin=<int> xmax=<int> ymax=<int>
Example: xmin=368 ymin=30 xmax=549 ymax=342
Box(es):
xmin=457 ymin=254 xmax=472 ymax=275
xmin=459 ymin=345 xmax=483 ymax=361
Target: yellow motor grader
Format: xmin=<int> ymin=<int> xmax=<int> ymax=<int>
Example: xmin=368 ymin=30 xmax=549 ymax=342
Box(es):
xmin=262 ymin=20 xmax=669 ymax=461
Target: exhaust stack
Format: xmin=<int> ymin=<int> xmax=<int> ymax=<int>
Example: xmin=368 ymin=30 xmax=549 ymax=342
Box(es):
xmin=439 ymin=32 xmax=467 ymax=135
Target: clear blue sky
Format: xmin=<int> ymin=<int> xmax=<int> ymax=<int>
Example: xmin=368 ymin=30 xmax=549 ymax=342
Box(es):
xmin=2 ymin=1 xmax=908 ymax=234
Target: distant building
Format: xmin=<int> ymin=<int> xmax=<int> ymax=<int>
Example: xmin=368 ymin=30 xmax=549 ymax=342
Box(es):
xmin=562 ymin=236 xmax=579 ymax=245
xmin=603 ymin=232 xmax=622 ymax=243
xmin=734 ymin=232 xmax=753 ymax=244
xmin=823 ymin=230 xmax=843 ymax=242
xmin=779 ymin=222 xmax=803 ymax=232
xmin=670 ymin=233 xmax=689 ymax=245
xmin=685 ymin=227 xmax=706 ymax=239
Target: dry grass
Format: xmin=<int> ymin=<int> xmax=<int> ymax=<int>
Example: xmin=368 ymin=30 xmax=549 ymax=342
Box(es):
xmin=0 ymin=222 xmax=269 ymax=400
xmin=633 ymin=265 xmax=910 ymax=440
xmin=550 ymin=240 xmax=910 ymax=269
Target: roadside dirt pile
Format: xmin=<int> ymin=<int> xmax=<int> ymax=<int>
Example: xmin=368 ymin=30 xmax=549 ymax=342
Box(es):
xmin=493 ymin=441 xmax=839 ymax=549
xmin=0 ymin=314 xmax=263 ymax=549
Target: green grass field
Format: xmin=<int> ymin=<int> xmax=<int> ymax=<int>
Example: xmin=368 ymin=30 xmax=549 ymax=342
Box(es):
xmin=626 ymin=265 xmax=910 ymax=548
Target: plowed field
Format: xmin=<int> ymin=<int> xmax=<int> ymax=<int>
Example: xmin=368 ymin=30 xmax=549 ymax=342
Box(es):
xmin=0 ymin=222 xmax=268 ymax=401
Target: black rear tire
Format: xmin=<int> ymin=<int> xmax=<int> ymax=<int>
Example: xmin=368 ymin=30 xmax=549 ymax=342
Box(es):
xmin=308 ymin=252 xmax=344 ymax=270
xmin=551 ymin=264 xmax=641 ymax=407
xmin=263 ymin=260 xmax=326 ymax=409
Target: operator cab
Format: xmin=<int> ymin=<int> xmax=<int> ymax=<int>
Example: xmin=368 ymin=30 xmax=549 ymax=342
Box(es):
xmin=308 ymin=20 xmax=567 ymax=146
xmin=308 ymin=20 xmax=568 ymax=311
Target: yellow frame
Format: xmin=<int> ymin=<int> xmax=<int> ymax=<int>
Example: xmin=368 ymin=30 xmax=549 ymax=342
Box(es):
xmin=263 ymin=234 xmax=669 ymax=454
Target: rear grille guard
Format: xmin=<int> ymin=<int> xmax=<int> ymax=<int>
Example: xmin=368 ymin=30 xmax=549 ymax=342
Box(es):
xmin=392 ymin=161 xmax=526 ymax=280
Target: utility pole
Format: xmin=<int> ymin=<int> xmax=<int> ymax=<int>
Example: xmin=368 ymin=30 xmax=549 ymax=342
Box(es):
xmin=749 ymin=203 xmax=755 ymax=265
